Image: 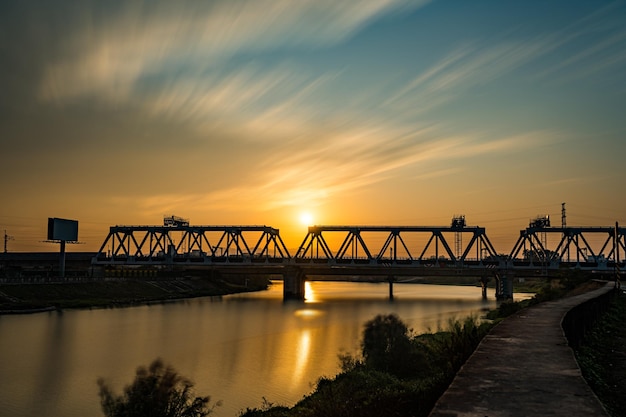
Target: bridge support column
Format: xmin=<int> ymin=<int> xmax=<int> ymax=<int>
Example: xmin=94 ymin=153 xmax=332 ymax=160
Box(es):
xmin=283 ymin=266 xmax=306 ymax=301
xmin=388 ymin=275 xmax=395 ymax=301
xmin=495 ymin=272 xmax=514 ymax=300
xmin=480 ymin=276 xmax=489 ymax=299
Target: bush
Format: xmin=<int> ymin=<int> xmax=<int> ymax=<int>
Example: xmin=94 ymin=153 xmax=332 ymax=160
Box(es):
xmin=296 ymin=369 xmax=418 ymax=417
xmin=98 ymin=358 xmax=220 ymax=417
xmin=361 ymin=314 xmax=413 ymax=375
xmin=240 ymin=314 xmax=493 ymax=417
xmin=426 ymin=316 xmax=490 ymax=373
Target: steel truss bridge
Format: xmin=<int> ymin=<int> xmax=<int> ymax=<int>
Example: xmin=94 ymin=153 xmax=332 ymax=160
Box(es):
xmin=510 ymin=226 xmax=626 ymax=269
xmin=295 ymin=226 xmax=499 ymax=266
xmin=92 ymin=222 xmax=625 ymax=300
xmin=94 ymin=225 xmax=290 ymax=263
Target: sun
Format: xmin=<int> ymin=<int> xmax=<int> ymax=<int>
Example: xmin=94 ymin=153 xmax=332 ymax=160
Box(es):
xmin=298 ymin=211 xmax=314 ymax=226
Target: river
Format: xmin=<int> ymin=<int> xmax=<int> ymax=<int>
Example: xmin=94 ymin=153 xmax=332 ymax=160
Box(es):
xmin=0 ymin=281 xmax=532 ymax=417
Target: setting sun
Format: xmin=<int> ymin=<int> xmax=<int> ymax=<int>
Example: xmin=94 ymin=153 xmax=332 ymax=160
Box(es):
xmin=299 ymin=211 xmax=314 ymax=226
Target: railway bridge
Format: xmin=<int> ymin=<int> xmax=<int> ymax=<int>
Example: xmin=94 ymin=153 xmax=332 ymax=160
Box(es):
xmin=91 ymin=216 xmax=625 ymax=300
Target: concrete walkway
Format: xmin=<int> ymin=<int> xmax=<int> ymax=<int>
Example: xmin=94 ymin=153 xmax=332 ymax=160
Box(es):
xmin=429 ymin=284 xmax=613 ymax=417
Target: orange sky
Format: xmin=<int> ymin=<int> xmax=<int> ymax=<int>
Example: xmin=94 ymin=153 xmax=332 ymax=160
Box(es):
xmin=1 ymin=1 xmax=625 ymax=254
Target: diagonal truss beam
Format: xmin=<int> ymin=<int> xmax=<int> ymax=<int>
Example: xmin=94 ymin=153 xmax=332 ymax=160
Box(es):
xmin=93 ymin=222 xmax=625 ymax=269
xmin=94 ymin=225 xmax=291 ymax=264
xmin=294 ymin=225 xmax=498 ymax=264
xmin=508 ymin=226 xmax=626 ymax=264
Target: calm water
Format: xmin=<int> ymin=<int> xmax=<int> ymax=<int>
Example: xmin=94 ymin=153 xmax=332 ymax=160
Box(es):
xmin=0 ymin=281 xmax=531 ymax=417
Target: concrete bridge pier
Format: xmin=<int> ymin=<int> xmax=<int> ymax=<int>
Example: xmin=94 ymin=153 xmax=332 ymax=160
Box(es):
xmin=495 ymin=271 xmax=514 ymax=300
xmin=283 ymin=266 xmax=306 ymax=301
xmin=388 ymin=275 xmax=395 ymax=301
xmin=480 ymin=276 xmax=489 ymax=299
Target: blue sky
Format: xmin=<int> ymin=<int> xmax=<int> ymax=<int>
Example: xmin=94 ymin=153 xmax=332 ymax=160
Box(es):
xmin=1 ymin=0 xmax=625 ymax=251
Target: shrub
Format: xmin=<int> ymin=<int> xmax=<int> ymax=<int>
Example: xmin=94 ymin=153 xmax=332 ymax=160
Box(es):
xmin=97 ymin=358 xmax=220 ymax=417
xmin=240 ymin=314 xmax=493 ymax=417
xmin=361 ymin=313 xmax=422 ymax=378
xmin=296 ymin=369 xmax=417 ymax=417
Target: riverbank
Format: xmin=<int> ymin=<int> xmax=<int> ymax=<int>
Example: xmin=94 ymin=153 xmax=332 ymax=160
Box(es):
xmin=430 ymin=282 xmax=614 ymax=417
xmin=0 ymin=275 xmax=270 ymax=313
xmin=575 ymin=288 xmax=626 ymax=417
xmin=239 ymin=276 xmax=617 ymax=417
xmin=406 ymin=275 xmax=545 ymax=293
xmin=0 ymin=275 xmax=541 ymax=315
xmin=241 ymin=314 xmax=493 ymax=417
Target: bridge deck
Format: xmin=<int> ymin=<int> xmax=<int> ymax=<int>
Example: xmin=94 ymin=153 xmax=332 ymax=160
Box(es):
xmin=429 ymin=283 xmax=613 ymax=417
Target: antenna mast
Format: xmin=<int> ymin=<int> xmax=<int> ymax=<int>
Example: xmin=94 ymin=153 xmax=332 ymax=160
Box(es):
xmin=561 ymin=202 xmax=569 ymax=262
xmin=451 ymin=215 xmax=466 ymax=259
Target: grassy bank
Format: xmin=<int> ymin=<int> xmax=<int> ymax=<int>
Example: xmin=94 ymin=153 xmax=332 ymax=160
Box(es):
xmin=239 ymin=273 xmax=612 ymax=417
xmin=240 ymin=315 xmax=493 ymax=417
xmin=575 ymin=290 xmax=626 ymax=417
xmin=0 ymin=275 xmax=270 ymax=312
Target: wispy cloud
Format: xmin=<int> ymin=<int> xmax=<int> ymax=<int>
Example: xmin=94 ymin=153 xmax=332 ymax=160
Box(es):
xmin=38 ymin=0 xmax=429 ymax=104
xmin=141 ymin=64 xmax=344 ymax=142
xmin=178 ymin=128 xmax=561 ymax=211
xmin=385 ymin=4 xmax=626 ymax=116
xmin=535 ymin=31 xmax=626 ymax=85
xmin=107 ymin=125 xmax=560 ymax=217
xmin=30 ymin=0 xmax=573 ymax=214
xmin=383 ymin=36 xmax=565 ymax=114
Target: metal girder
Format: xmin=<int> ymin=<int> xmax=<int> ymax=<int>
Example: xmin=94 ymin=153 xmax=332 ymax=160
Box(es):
xmin=294 ymin=225 xmax=499 ymax=264
xmin=93 ymin=225 xmax=291 ymax=264
xmin=92 ymin=221 xmax=625 ymax=272
xmin=508 ymin=226 xmax=626 ymax=265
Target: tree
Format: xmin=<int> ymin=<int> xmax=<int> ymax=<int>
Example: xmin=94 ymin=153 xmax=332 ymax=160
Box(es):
xmin=360 ymin=314 xmax=414 ymax=376
xmin=97 ymin=358 xmax=220 ymax=417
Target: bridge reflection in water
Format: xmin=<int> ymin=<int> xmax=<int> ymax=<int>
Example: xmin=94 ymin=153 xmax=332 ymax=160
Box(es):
xmin=92 ymin=219 xmax=625 ymax=301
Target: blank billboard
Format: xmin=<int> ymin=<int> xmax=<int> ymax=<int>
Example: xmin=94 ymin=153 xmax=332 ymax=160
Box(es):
xmin=47 ymin=218 xmax=79 ymax=241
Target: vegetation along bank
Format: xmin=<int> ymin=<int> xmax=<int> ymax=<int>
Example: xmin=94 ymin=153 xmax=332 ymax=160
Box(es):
xmin=0 ymin=274 xmax=270 ymax=313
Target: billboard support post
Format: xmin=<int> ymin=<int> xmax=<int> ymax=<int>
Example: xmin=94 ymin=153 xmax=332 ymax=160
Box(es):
xmin=60 ymin=240 xmax=66 ymax=278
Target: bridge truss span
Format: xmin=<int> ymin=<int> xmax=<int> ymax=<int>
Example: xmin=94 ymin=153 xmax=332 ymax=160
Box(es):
xmin=509 ymin=225 xmax=626 ymax=269
xmin=93 ymin=225 xmax=291 ymax=265
xmin=294 ymin=225 xmax=500 ymax=266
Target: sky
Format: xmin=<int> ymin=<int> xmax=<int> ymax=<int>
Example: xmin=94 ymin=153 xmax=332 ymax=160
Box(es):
xmin=1 ymin=0 xmax=625 ymax=254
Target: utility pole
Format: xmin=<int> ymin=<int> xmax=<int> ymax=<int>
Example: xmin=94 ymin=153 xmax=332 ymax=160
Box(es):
xmin=616 ymin=222 xmax=621 ymax=290
xmin=561 ymin=203 xmax=568 ymax=262
xmin=3 ymin=230 xmax=14 ymax=253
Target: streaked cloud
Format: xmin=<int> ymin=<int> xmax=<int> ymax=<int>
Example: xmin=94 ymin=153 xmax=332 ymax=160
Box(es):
xmin=384 ymin=36 xmax=566 ymax=115
xmin=1 ymin=0 xmax=625 ymax=250
xmin=38 ymin=0 xmax=430 ymax=104
xmin=386 ymin=4 xmax=626 ymax=116
xmin=134 ymin=128 xmax=560 ymax=213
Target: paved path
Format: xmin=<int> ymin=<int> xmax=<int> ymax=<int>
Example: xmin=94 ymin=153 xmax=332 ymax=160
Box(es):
xmin=429 ymin=284 xmax=613 ymax=417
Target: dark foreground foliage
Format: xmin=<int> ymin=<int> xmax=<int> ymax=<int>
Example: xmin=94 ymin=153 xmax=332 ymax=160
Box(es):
xmin=98 ymin=358 xmax=220 ymax=417
xmin=240 ymin=314 xmax=492 ymax=417
xmin=575 ymin=291 xmax=626 ymax=417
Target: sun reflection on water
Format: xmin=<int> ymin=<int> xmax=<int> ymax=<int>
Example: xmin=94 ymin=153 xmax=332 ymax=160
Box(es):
xmin=294 ymin=308 xmax=323 ymax=319
xmin=304 ymin=281 xmax=316 ymax=303
xmin=291 ymin=329 xmax=311 ymax=388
